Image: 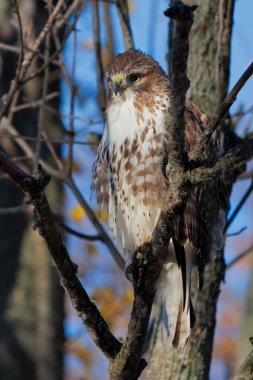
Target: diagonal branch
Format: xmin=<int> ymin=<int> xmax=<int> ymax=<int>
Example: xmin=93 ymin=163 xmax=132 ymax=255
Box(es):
xmin=190 ymin=61 xmax=253 ymax=161
xmin=186 ymin=138 xmax=253 ymax=185
xmin=0 ymin=149 xmax=122 ymax=359
xmin=115 ymin=0 xmax=134 ymax=50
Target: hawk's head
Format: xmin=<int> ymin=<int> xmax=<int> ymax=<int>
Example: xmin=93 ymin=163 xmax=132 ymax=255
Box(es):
xmin=106 ymin=50 xmax=168 ymax=101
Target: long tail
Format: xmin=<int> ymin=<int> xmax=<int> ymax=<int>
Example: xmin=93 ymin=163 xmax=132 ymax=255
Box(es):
xmin=156 ymin=242 xmax=195 ymax=350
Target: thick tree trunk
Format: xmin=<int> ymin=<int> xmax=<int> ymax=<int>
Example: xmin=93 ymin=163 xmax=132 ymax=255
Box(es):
xmin=0 ymin=2 xmax=64 ymax=379
xmin=147 ymin=1 xmax=235 ymax=379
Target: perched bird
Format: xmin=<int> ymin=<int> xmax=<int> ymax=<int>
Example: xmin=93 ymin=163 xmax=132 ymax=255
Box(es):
xmin=92 ymin=50 xmax=226 ymax=349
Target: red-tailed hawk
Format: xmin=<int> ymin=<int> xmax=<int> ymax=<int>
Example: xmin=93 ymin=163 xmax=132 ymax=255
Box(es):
xmin=92 ymin=50 xmax=226 ymax=349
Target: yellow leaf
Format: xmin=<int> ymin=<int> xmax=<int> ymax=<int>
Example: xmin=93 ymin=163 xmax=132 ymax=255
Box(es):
xmin=86 ymin=242 xmax=98 ymax=255
xmin=61 ymin=159 xmax=81 ymax=173
xmin=70 ymin=205 xmax=86 ymax=223
xmin=83 ymin=38 xmax=94 ymax=49
xmin=94 ymin=208 xmax=108 ymax=223
xmin=67 ymin=344 xmax=92 ymax=366
xmin=121 ymin=287 xmax=134 ymax=305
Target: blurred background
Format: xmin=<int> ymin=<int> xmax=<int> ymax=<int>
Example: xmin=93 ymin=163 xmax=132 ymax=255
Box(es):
xmin=0 ymin=1 xmax=252 ymax=380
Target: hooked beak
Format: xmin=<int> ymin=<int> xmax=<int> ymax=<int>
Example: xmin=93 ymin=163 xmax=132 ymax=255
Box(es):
xmin=112 ymin=75 xmax=124 ymax=95
xmin=113 ymin=82 xmax=122 ymax=95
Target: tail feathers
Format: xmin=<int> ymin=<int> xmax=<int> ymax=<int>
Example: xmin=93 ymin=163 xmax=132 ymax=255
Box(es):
xmin=156 ymin=243 xmax=194 ymax=350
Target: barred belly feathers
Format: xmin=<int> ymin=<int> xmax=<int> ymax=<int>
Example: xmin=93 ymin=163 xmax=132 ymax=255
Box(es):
xmin=92 ymin=50 xmax=226 ymax=349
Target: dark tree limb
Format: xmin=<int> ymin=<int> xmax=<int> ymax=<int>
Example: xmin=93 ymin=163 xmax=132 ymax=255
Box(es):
xmin=92 ymin=0 xmax=107 ymax=117
xmin=115 ymin=0 xmax=134 ymax=50
xmin=186 ymin=138 xmax=253 ymax=185
xmin=0 ymin=149 xmax=122 ymax=359
xmin=164 ymin=1 xmax=197 ymax=168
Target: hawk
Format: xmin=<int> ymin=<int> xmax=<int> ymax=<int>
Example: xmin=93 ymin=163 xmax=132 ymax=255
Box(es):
xmin=92 ymin=50 xmax=226 ymax=349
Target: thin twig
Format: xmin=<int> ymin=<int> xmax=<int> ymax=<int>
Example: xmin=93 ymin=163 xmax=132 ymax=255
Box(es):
xmin=13 ymin=0 xmax=24 ymax=82
xmin=0 ymin=204 xmax=28 ymax=215
xmin=92 ymin=0 xmax=107 ymax=117
xmin=56 ymin=219 xmax=103 ymax=241
xmin=0 ymin=0 xmax=66 ymax=121
xmin=0 ymin=132 xmax=95 ymax=146
xmin=21 ymin=25 xmax=75 ymax=85
xmin=41 ymin=131 xmax=64 ymax=170
xmin=227 ymin=244 xmax=253 ymax=269
xmin=0 ymin=118 xmax=124 ymax=269
xmin=66 ymin=177 xmax=125 ymax=270
xmin=12 ymin=92 xmax=59 ymax=112
xmin=190 ymin=61 xmax=253 ymax=161
xmin=34 ymin=34 xmax=50 ymax=170
xmin=115 ymin=0 xmax=134 ymax=50
xmin=226 ymin=177 xmax=253 ymax=230
xmin=226 ymin=226 xmax=247 ymax=237
xmin=66 ymin=23 xmax=77 ymax=177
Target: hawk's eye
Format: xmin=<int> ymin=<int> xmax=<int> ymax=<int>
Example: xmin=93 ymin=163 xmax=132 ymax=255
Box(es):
xmin=127 ymin=73 xmax=143 ymax=84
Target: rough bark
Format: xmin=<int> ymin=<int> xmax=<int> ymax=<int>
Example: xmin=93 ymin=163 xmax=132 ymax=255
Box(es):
xmin=235 ymin=261 xmax=253 ymax=376
xmin=147 ymin=1 xmax=235 ymax=379
xmin=0 ymin=2 xmax=64 ymax=379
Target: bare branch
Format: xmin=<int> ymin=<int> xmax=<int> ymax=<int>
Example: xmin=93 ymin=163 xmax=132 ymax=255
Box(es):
xmin=66 ymin=24 xmax=77 ymax=177
xmin=227 ymin=244 xmax=253 ymax=269
xmin=233 ymin=345 xmax=253 ymax=380
xmin=92 ymin=0 xmax=107 ymax=117
xmin=164 ymin=1 xmax=197 ymax=168
xmin=0 ymin=204 xmax=28 ymax=215
xmin=13 ymin=0 xmax=24 ymax=81
xmin=186 ymin=138 xmax=253 ymax=185
xmin=0 ymin=132 xmax=94 ymax=146
xmin=66 ymin=177 xmax=125 ymax=270
xmin=115 ymin=0 xmax=134 ymax=50
xmin=0 ymin=149 xmax=122 ymax=359
xmin=190 ymin=61 xmax=253 ymax=161
xmin=34 ymin=34 xmax=50 ymax=169
xmin=226 ymin=226 xmax=247 ymax=237
xmin=226 ymin=177 xmax=253 ymax=230
xmin=0 ymin=118 xmax=125 ymax=270
xmin=0 ymin=0 xmax=66 ymax=121
xmin=21 ymin=24 xmax=75 ymax=85
xmin=56 ymin=219 xmax=103 ymax=241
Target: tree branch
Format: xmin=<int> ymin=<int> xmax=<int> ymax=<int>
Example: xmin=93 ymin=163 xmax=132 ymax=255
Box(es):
xmin=115 ymin=0 xmax=134 ymax=50
xmin=190 ymin=61 xmax=253 ymax=161
xmin=108 ymin=3 xmax=197 ymax=379
xmin=164 ymin=1 xmax=197 ymax=168
xmin=227 ymin=244 xmax=253 ymax=269
xmin=234 ymin=344 xmax=253 ymax=380
xmin=92 ymin=0 xmax=107 ymax=117
xmin=0 ymin=149 xmax=122 ymax=359
xmin=0 ymin=0 xmax=66 ymax=121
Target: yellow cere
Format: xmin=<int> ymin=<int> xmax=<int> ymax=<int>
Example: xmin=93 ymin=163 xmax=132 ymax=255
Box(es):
xmin=113 ymin=75 xmax=123 ymax=84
